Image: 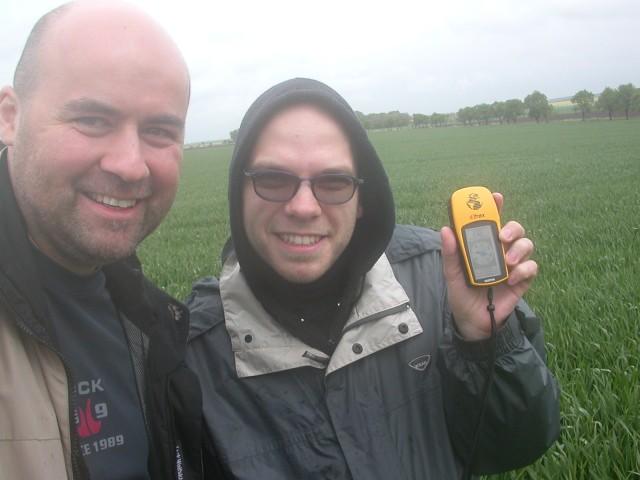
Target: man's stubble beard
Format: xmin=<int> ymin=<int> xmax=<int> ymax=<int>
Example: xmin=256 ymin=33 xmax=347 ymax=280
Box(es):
xmin=10 ymin=141 xmax=160 ymax=270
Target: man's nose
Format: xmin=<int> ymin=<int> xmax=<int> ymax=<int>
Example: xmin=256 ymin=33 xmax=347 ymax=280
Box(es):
xmin=99 ymin=127 xmax=150 ymax=183
xmin=284 ymin=180 xmax=322 ymax=218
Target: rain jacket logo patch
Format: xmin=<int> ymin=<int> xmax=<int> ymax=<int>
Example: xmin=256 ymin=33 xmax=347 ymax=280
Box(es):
xmin=408 ymin=354 xmax=431 ymax=372
xmin=168 ymin=303 xmax=183 ymax=322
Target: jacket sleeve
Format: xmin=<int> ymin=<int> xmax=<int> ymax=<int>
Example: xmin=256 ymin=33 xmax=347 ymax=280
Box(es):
xmin=387 ymin=225 xmax=560 ymax=474
xmin=184 ymin=276 xmax=231 ymax=479
xmin=437 ymin=300 xmax=561 ymax=474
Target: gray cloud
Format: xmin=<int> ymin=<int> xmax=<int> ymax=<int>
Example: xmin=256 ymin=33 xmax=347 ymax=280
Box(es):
xmin=2 ymin=0 xmax=638 ymax=143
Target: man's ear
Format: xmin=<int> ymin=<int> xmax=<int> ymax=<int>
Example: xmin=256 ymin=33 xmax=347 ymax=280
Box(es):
xmin=0 ymin=87 xmax=19 ymax=146
xmin=357 ymin=203 xmax=363 ymax=219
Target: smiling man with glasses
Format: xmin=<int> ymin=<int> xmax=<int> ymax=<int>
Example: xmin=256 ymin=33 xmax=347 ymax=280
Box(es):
xmin=238 ymin=107 xmax=366 ymax=286
xmin=186 ymin=78 xmax=559 ymax=479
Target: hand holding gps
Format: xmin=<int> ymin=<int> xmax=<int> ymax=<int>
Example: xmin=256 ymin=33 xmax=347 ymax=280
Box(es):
xmin=449 ymin=186 xmax=508 ymax=287
xmin=449 ymin=186 xmax=506 ymax=479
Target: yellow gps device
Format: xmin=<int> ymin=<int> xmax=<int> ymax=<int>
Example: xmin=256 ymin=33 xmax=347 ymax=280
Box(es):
xmin=449 ymin=186 xmax=508 ymax=287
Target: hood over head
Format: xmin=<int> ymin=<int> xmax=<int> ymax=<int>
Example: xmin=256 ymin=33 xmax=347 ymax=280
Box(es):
xmin=227 ymin=77 xmax=395 ymax=296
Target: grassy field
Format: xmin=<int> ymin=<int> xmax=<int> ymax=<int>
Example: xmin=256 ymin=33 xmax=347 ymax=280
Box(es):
xmin=140 ymin=118 xmax=640 ymax=479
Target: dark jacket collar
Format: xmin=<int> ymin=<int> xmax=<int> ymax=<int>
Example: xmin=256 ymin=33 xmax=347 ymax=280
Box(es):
xmin=0 ymin=148 xmax=50 ymax=337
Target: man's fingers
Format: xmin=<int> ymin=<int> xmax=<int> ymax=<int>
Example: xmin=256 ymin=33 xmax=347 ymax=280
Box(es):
xmin=500 ymin=220 xmax=525 ymax=243
xmin=507 ymin=259 xmax=538 ymax=286
xmin=505 ymin=237 xmax=535 ymax=266
xmin=492 ymin=192 xmax=504 ymax=213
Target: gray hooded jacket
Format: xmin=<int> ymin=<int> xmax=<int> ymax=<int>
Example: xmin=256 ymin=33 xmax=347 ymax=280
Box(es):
xmin=186 ymin=78 xmax=559 ymax=479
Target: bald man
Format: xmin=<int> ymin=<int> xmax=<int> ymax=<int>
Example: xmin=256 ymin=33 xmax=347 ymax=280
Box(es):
xmin=0 ymin=2 xmax=204 ymax=479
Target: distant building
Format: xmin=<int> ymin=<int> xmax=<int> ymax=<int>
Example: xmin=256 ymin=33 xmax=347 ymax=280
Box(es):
xmin=184 ymin=140 xmax=230 ymax=150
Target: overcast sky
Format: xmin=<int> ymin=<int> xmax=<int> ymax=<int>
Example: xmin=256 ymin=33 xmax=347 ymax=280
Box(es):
xmin=2 ymin=0 xmax=639 ymax=143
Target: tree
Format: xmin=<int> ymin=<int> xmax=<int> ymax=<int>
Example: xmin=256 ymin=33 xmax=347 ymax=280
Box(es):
xmin=387 ymin=111 xmax=412 ymax=128
xmin=492 ymin=101 xmax=506 ymax=124
xmin=229 ymin=129 xmax=239 ymax=142
xmin=617 ymin=83 xmax=638 ymax=120
xmin=430 ymin=113 xmax=447 ymax=127
xmin=457 ymin=107 xmax=474 ymax=126
xmin=504 ymin=99 xmax=525 ymax=123
xmin=571 ymin=90 xmax=595 ymax=121
xmin=475 ymin=103 xmax=493 ymax=125
xmin=468 ymin=106 xmax=481 ymax=125
xmin=356 ymin=111 xmax=411 ymax=130
xmin=412 ymin=113 xmax=429 ymax=127
xmin=596 ymin=87 xmax=619 ymax=120
xmin=525 ymin=91 xmax=552 ymax=123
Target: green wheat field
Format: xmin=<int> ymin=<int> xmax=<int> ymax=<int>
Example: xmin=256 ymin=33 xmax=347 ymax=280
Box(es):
xmin=140 ymin=119 xmax=640 ymax=479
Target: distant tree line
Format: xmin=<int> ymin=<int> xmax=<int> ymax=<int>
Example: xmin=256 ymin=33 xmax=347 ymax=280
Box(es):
xmin=453 ymin=83 xmax=639 ymax=128
xmin=354 ymin=111 xmax=412 ymax=130
xmin=457 ymin=91 xmax=555 ymax=125
xmin=573 ymin=83 xmax=640 ymax=121
xmin=227 ymin=83 xmax=640 ymax=141
xmin=413 ymin=113 xmax=449 ymax=127
xmin=352 ymin=82 xmax=638 ymax=135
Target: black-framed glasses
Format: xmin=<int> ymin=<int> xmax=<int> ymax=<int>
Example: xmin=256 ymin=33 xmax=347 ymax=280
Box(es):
xmin=244 ymin=169 xmax=364 ymax=205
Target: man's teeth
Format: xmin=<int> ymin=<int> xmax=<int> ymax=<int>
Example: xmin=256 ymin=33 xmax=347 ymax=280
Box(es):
xmin=91 ymin=194 xmax=137 ymax=208
xmin=280 ymin=234 xmax=321 ymax=246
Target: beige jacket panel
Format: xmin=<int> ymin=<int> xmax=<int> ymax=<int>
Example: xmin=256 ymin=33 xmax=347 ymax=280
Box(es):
xmin=220 ymin=256 xmax=331 ymax=377
xmin=0 ymin=309 xmax=72 ymax=480
xmin=221 ymin=253 xmax=423 ymax=378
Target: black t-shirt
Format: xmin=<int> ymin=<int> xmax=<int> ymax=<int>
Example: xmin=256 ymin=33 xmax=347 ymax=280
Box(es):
xmin=36 ymin=249 xmax=150 ymax=479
